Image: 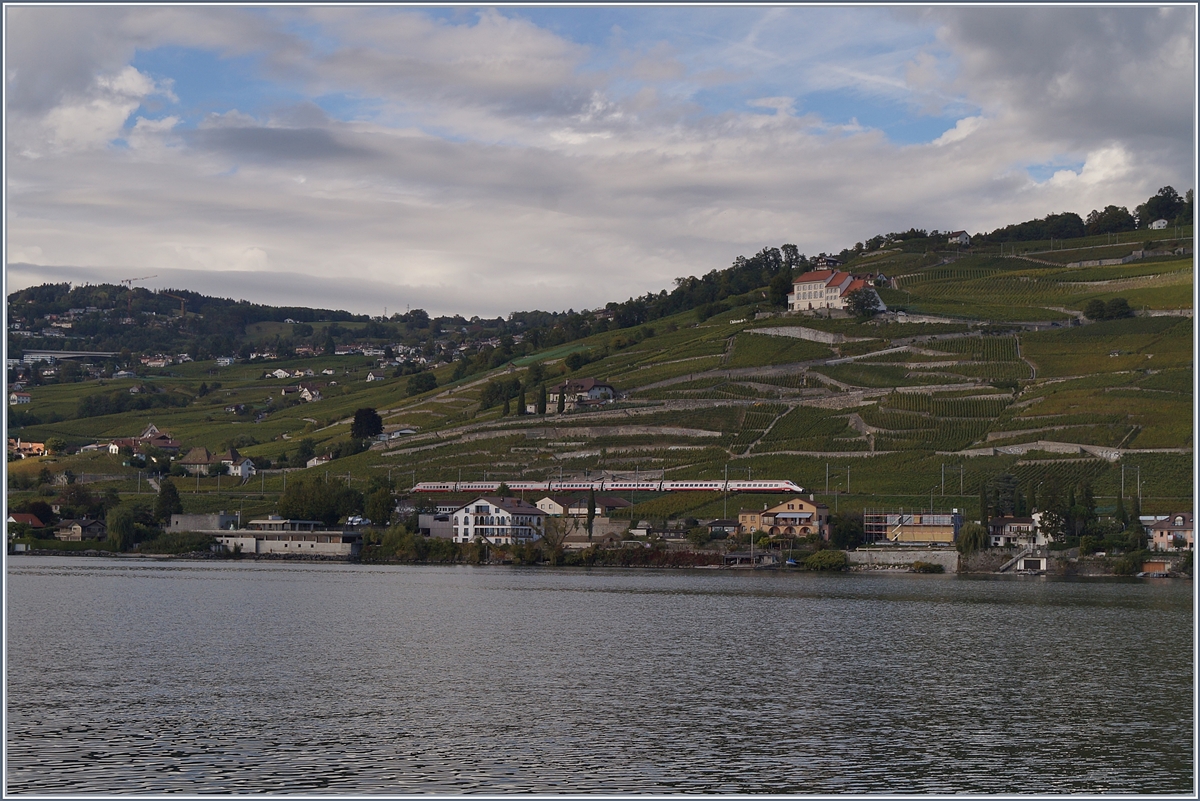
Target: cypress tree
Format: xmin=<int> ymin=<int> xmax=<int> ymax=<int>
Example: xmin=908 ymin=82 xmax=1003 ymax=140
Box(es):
xmin=154 ymin=478 xmax=184 ymax=523
xmin=557 ymin=386 xmax=565 ymax=414
xmin=587 ymin=487 xmax=596 ymax=541
xmin=517 ymin=386 xmax=527 ymax=415
xmin=537 ymin=384 xmax=547 ymax=415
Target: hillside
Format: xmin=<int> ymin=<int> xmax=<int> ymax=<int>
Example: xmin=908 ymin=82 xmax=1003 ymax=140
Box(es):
xmin=8 ymin=230 xmax=1193 ymax=530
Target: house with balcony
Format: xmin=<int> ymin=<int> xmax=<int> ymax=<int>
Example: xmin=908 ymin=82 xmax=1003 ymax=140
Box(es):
xmin=1147 ymin=513 xmax=1194 ymax=552
xmin=450 ymin=497 xmax=546 ymax=546
xmin=987 ymin=516 xmax=1046 ymax=548
xmin=739 ymin=497 xmax=829 ymax=539
xmin=53 ymin=517 xmax=107 ymax=541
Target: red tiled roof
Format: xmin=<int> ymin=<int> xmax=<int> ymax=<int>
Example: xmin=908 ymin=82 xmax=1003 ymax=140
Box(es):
xmin=793 ymin=270 xmax=835 ymax=284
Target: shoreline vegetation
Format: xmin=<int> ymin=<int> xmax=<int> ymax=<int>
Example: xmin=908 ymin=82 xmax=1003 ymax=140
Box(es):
xmin=10 ymin=544 xmax=1191 ymax=578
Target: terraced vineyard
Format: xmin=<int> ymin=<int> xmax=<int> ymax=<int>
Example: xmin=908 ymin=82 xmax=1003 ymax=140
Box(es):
xmin=8 ymin=228 xmax=1193 ymax=530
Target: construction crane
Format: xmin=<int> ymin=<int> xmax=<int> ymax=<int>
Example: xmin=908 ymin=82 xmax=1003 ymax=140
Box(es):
xmin=161 ymin=291 xmax=188 ymax=317
xmin=119 ymin=274 xmax=157 ymax=314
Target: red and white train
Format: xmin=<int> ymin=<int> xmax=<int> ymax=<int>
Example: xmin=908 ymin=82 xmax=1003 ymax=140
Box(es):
xmin=411 ymin=479 xmax=803 ymax=494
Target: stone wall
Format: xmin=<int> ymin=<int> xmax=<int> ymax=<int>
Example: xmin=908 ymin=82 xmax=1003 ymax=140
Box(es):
xmin=846 ymin=547 xmax=959 ymax=572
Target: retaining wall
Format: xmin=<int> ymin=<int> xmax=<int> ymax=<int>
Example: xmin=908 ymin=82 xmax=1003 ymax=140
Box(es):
xmin=847 ymin=547 xmax=959 ymax=572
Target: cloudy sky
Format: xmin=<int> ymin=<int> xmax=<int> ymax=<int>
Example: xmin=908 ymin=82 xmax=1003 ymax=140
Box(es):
xmin=5 ymin=5 xmax=1195 ymax=318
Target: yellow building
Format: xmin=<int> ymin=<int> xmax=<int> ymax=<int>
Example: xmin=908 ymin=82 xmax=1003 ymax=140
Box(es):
xmin=739 ymin=497 xmax=830 ymax=538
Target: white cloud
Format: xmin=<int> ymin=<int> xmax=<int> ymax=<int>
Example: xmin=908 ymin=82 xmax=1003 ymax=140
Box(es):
xmin=932 ymin=115 xmax=984 ymax=146
xmin=4 ymin=6 xmax=1194 ymax=317
xmin=38 ymin=66 xmax=171 ymax=150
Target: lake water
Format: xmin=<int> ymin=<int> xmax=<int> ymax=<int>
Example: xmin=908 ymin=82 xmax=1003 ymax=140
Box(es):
xmin=4 ymin=556 xmax=1194 ymax=794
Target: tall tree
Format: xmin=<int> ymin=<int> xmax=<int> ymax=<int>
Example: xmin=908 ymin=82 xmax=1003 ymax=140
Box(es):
xmin=153 ymin=478 xmax=183 ymax=523
xmin=106 ymin=505 xmax=135 ymax=551
xmin=278 ymin=475 xmax=363 ymax=527
xmin=351 ymin=408 xmax=383 ymax=439
xmin=537 ymin=384 xmax=547 ymax=415
xmin=1136 ymin=186 xmax=1184 ymax=226
xmin=986 ymin=473 xmax=1018 ymax=517
xmin=586 ymin=487 xmax=596 ymax=541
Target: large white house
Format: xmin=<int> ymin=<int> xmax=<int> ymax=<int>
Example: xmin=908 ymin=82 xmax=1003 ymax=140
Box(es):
xmin=451 ymin=497 xmax=546 ymax=545
xmin=787 ymin=270 xmax=886 ymax=313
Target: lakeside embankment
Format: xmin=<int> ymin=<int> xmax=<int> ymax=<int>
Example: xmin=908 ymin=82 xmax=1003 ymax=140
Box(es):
xmin=8 ymin=546 xmax=1192 ymax=577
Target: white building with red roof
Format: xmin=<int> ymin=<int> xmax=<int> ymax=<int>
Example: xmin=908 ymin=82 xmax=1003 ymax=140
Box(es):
xmin=787 ymin=270 xmax=886 ymax=313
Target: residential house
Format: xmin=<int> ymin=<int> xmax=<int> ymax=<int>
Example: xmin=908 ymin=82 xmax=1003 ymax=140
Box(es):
xmin=547 ymin=378 xmax=617 ymax=408
xmin=1149 ymin=219 xmax=1169 ymax=230
xmin=215 ymin=357 xmax=236 ymax=367
xmin=270 ymin=368 xmax=291 ymax=379
xmin=566 ymin=494 xmax=633 ymax=517
xmin=216 ymin=449 xmax=256 ymax=480
xmin=113 ymin=370 xmax=137 ymax=379
xmin=54 ymin=517 xmax=107 ymax=541
xmin=813 ymin=256 xmax=842 ymax=269
xmin=9 ymin=391 xmax=31 ymax=405
xmin=7 ymin=438 xmax=45 ymax=458
xmin=450 ymin=497 xmax=546 ymax=545
xmin=739 ymin=497 xmax=830 ymax=539
xmin=706 ymin=519 xmax=740 ymax=536
xmin=177 ymin=447 xmax=216 ymax=476
xmin=307 ymin=454 xmax=332 ymax=469
xmin=948 ymin=230 xmax=971 ymax=246
xmin=7 ymin=513 xmax=46 ymax=529
xmin=987 ymin=516 xmax=1045 ymax=548
xmin=536 ymin=495 xmax=578 ymax=516
xmin=110 ymin=427 xmax=181 ymax=456
xmin=366 ymin=371 xmax=386 ymax=382
xmin=1147 ymin=513 xmax=1194 ymax=552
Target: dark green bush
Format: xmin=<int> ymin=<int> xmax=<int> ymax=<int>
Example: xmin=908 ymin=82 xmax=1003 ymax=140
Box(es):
xmin=804 ymin=549 xmax=848 ymax=571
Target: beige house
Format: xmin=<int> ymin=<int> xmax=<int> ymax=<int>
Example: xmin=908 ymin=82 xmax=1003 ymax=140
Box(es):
xmin=739 ymin=497 xmax=830 ymax=538
xmin=1147 ymin=513 xmax=1194 ymax=552
xmin=53 ymin=518 xmax=107 ymax=541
